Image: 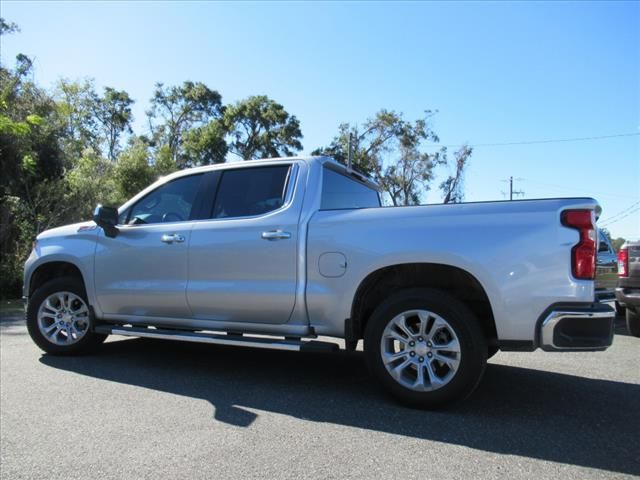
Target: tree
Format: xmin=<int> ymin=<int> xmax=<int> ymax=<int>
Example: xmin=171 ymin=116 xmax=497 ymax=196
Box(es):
xmin=114 ymin=138 xmax=156 ymax=199
xmin=55 ymin=79 xmax=102 ymax=159
xmin=313 ymin=110 xmax=455 ymax=205
xmin=380 ymin=144 xmax=444 ymax=206
xmin=223 ymin=95 xmax=303 ymax=160
xmin=147 ymin=81 xmax=222 ymax=168
xmin=0 ymin=17 xmax=19 ymax=36
xmin=95 ymin=87 xmax=134 ymax=161
xmin=312 ymin=110 xmax=412 ymax=177
xmin=440 ymin=145 xmax=473 ymax=204
xmin=66 ymin=147 xmax=120 ymax=218
xmin=183 ymin=120 xmax=227 ymax=165
xmin=601 ymin=228 xmax=626 ymax=252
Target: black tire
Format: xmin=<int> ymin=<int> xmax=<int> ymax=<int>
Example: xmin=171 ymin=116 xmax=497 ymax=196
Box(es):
xmin=626 ymin=308 xmax=640 ymax=338
xmin=487 ymin=345 xmax=499 ymax=359
xmin=27 ymin=276 xmax=107 ymax=355
xmin=364 ymin=288 xmax=487 ymax=409
xmin=615 ymin=301 xmax=626 ymax=316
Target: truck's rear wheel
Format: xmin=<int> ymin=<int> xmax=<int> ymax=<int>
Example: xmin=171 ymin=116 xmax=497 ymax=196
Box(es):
xmin=364 ymin=288 xmax=487 ymax=409
xmin=626 ymin=308 xmax=640 ymax=337
xmin=27 ymin=277 xmax=107 ymax=355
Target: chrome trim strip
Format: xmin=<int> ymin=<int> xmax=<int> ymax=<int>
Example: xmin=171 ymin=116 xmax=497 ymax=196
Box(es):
xmin=540 ymin=310 xmax=614 ymax=350
xmin=110 ymin=328 xmax=302 ymax=352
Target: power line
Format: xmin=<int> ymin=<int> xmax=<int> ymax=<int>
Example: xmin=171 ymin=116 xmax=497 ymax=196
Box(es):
xmin=524 ymin=179 xmax=639 ymax=200
xmin=424 ymin=132 xmax=640 ymax=149
xmin=599 ymin=200 xmax=640 ymax=224
xmin=599 ymin=207 xmax=640 ymax=228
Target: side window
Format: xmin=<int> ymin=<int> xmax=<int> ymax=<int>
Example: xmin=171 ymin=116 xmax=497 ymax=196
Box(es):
xmin=321 ymin=167 xmax=381 ymax=210
xmin=598 ymin=230 xmax=611 ymax=253
xmin=127 ymin=174 xmax=203 ymax=225
xmin=212 ymin=165 xmax=291 ymax=219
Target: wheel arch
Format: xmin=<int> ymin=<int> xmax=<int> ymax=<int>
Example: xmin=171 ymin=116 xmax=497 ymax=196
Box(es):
xmin=349 ymin=262 xmax=497 ymax=347
xmin=28 ymin=260 xmax=87 ymax=298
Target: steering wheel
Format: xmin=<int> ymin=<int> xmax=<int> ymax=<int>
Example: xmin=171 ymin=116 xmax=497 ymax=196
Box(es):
xmin=162 ymin=212 xmax=184 ymax=223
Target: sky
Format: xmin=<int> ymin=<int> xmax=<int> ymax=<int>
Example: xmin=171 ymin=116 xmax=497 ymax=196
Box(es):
xmin=1 ymin=0 xmax=639 ymax=239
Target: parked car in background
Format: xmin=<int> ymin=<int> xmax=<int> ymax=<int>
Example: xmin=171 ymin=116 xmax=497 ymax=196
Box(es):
xmin=616 ymin=241 xmax=640 ymax=337
xmin=595 ymin=230 xmax=618 ymax=303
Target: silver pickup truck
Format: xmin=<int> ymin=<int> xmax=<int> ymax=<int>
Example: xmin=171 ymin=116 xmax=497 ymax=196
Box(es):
xmin=23 ymin=156 xmax=615 ymax=407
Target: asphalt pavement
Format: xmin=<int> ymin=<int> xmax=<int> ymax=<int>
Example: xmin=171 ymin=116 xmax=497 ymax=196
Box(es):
xmin=1 ymin=311 xmax=638 ymax=479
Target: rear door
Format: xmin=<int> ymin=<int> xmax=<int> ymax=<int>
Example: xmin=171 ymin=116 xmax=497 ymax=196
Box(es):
xmin=186 ymin=163 xmax=302 ymax=324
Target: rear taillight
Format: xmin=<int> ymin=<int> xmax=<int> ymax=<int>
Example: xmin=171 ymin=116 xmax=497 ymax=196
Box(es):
xmin=561 ymin=209 xmax=596 ymax=280
xmin=618 ymin=248 xmax=629 ymax=277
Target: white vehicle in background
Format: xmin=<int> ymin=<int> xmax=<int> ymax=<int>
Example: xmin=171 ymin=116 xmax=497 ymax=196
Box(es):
xmin=23 ymin=156 xmax=615 ymax=408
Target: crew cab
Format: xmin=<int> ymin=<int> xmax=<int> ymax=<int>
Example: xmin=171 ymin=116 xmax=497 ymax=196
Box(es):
xmin=23 ymin=156 xmax=615 ymax=407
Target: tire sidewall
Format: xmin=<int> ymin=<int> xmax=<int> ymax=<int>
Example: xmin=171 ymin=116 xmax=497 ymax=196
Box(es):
xmin=364 ymin=288 xmax=487 ymax=408
xmin=27 ymin=277 xmax=105 ymax=355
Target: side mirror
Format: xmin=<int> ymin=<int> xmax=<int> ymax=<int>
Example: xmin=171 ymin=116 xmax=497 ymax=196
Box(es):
xmin=93 ymin=205 xmax=119 ymax=238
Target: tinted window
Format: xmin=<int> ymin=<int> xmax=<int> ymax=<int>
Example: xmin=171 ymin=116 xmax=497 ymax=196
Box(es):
xmin=128 ymin=174 xmax=203 ymax=224
xmin=212 ymin=165 xmax=291 ymax=218
xmin=321 ymin=168 xmax=380 ymax=210
xmin=598 ymin=230 xmax=611 ymax=253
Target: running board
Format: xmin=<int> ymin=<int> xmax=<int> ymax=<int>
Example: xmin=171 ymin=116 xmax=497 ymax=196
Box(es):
xmin=95 ymin=325 xmax=340 ymax=353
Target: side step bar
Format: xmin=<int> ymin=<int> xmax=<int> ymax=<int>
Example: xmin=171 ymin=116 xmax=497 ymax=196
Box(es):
xmin=95 ymin=325 xmax=340 ymax=353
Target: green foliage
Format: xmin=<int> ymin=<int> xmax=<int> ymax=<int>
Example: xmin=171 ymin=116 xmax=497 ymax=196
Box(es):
xmin=96 ymin=87 xmax=134 ymax=161
xmin=66 ymin=148 xmax=120 ymax=217
xmin=224 ymin=95 xmax=303 ymax=160
xmin=154 ymin=144 xmax=178 ymax=177
xmin=113 ymin=139 xmax=155 ymax=199
xmin=183 ymin=120 xmax=227 ymax=165
xmin=147 ymin=81 xmax=222 ymax=167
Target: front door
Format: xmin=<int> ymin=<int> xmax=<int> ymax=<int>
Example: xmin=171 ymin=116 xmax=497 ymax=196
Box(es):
xmin=94 ymin=173 xmax=204 ymax=319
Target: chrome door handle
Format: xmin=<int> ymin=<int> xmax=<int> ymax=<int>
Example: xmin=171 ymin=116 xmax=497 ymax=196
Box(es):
xmin=161 ymin=233 xmax=185 ymax=244
xmin=261 ymin=230 xmax=291 ymax=241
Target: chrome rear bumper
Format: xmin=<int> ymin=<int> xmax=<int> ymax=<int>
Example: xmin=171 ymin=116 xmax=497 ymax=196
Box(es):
xmin=539 ymin=303 xmax=615 ymax=351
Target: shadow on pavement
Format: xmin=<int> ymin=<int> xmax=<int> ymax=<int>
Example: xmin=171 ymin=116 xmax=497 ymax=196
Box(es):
xmin=40 ymin=337 xmax=639 ymax=476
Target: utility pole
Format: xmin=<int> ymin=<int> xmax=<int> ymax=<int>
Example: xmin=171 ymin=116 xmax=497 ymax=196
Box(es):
xmin=502 ymin=177 xmax=524 ymax=200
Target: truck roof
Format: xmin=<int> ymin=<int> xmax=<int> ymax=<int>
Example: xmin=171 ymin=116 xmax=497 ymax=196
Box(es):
xmin=160 ymin=155 xmax=381 ymax=191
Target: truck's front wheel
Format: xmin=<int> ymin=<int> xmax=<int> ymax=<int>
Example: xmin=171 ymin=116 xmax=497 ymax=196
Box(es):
xmin=27 ymin=277 xmax=107 ymax=355
xmin=364 ymin=288 xmax=487 ymax=408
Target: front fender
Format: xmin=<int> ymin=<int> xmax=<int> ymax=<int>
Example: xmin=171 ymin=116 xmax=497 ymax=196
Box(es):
xmin=23 ymin=227 xmax=99 ymax=313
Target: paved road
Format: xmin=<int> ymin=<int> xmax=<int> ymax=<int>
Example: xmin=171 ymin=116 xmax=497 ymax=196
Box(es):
xmin=1 ymin=312 xmax=638 ymax=480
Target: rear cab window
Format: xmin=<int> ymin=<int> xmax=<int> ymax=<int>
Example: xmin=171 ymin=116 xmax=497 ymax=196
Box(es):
xmin=320 ymin=167 xmax=381 ymax=210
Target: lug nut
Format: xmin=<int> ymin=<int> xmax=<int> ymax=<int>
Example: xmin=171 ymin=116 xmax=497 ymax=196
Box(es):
xmin=409 ymin=341 xmax=415 ymax=347
xmin=410 ymin=352 xmax=416 ymax=357
xmin=418 ymin=356 xmax=424 ymax=362
xmin=418 ymin=337 xmax=424 ymax=342
xmin=427 ymin=352 xmax=433 ymax=358
xmin=427 ymin=342 xmax=432 ymax=347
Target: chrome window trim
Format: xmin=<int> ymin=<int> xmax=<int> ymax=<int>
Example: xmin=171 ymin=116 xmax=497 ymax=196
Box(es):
xmin=117 ymin=163 xmax=299 ymax=229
